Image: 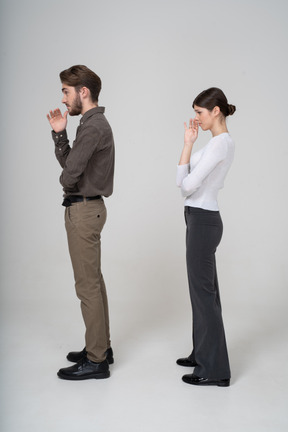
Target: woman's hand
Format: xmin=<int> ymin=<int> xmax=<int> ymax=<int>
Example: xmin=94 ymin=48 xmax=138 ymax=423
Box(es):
xmin=179 ymin=119 xmax=199 ymax=165
xmin=184 ymin=118 xmax=199 ymax=146
xmin=47 ymin=108 xmax=68 ymax=133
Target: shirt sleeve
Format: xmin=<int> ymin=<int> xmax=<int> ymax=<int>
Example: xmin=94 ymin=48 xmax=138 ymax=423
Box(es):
xmin=176 ymin=163 xmax=190 ymax=187
xmin=52 ymin=130 xmax=71 ymax=168
xmin=59 ymin=124 xmax=102 ymax=192
xmin=176 ymin=138 xmax=228 ymax=197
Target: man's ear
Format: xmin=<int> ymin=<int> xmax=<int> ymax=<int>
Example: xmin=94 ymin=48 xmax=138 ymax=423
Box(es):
xmin=80 ymin=86 xmax=90 ymax=99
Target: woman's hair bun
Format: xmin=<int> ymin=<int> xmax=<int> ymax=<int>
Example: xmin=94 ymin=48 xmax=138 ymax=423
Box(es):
xmin=227 ymin=104 xmax=236 ymax=116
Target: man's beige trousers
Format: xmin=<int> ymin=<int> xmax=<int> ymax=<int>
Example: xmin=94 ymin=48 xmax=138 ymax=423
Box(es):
xmin=65 ymin=198 xmax=110 ymax=362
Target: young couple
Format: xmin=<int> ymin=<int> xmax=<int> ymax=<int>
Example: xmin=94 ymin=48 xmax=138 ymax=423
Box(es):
xmin=47 ymin=65 xmax=235 ymax=387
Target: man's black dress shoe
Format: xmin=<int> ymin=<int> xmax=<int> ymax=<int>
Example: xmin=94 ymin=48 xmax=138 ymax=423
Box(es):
xmin=176 ymin=357 xmax=197 ymax=367
xmin=57 ymin=357 xmax=110 ymax=380
xmin=67 ymin=347 xmax=114 ymax=364
xmin=182 ymin=373 xmax=230 ymax=387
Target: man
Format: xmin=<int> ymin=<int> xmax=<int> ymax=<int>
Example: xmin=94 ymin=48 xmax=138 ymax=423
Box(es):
xmin=47 ymin=65 xmax=115 ymax=380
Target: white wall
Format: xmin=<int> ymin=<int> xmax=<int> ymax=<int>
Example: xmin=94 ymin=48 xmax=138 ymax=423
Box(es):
xmin=0 ymin=0 xmax=287 ymax=339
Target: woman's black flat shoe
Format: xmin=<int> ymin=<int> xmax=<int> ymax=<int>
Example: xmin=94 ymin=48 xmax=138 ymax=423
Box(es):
xmin=182 ymin=373 xmax=230 ymax=387
xmin=176 ymin=357 xmax=197 ymax=367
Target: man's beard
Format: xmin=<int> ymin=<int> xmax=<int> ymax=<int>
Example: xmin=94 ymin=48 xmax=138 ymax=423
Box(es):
xmin=68 ymin=93 xmax=82 ymax=116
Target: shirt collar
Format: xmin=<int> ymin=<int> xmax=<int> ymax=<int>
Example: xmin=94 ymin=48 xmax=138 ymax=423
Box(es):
xmin=81 ymin=106 xmax=105 ymax=124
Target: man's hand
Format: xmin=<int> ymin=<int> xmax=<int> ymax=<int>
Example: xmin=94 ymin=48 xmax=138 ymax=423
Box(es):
xmin=47 ymin=108 xmax=68 ymax=133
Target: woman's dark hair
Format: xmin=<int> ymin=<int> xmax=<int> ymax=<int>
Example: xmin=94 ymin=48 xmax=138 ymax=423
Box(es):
xmin=59 ymin=65 xmax=101 ymax=102
xmin=193 ymin=87 xmax=236 ymax=117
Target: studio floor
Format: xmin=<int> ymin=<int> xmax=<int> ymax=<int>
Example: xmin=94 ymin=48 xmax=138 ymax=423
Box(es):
xmin=1 ymin=294 xmax=287 ymax=432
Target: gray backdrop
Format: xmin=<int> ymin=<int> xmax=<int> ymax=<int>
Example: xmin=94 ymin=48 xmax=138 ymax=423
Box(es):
xmin=0 ymin=0 xmax=287 ymax=384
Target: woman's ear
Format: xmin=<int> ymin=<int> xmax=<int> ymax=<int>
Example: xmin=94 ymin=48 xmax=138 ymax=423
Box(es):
xmin=213 ymin=106 xmax=220 ymax=117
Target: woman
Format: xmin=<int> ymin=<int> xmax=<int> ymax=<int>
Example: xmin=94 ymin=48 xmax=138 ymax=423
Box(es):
xmin=176 ymin=87 xmax=236 ymax=387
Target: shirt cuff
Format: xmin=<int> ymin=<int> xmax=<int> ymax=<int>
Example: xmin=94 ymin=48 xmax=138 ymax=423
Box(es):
xmin=177 ymin=163 xmax=189 ymax=175
xmin=52 ymin=129 xmax=68 ymax=146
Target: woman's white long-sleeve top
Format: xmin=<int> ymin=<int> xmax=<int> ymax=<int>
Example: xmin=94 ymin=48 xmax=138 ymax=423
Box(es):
xmin=176 ymin=132 xmax=234 ymax=211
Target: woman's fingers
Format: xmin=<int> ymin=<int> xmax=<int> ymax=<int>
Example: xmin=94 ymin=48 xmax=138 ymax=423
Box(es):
xmin=184 ymin=119 xmax=194 ymax=130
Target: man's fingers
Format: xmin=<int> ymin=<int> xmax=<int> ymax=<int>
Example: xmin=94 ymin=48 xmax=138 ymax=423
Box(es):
xmin=48 ymin=108 xmax=62 ymax=119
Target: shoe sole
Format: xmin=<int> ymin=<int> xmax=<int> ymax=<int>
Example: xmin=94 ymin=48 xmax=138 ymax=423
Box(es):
xmin=194 ymin=381 xmax=230 ymax=387
xmin=176 ymin=361 xmax=197 ymax=367
xmin=57 ymin=371 xmax=110 ymax=380
xmin=196 ymin=383 xmax=230 ymax=387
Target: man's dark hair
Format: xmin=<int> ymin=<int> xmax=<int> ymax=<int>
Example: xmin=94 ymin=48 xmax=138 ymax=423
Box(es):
xmin=60 ymin=65 xmax=102 ymax=102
